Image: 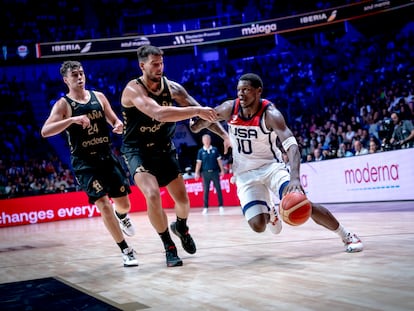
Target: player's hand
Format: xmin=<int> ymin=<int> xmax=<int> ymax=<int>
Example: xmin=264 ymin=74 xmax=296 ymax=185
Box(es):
xmin=223 ymin=136 xmax=231 ymax=155
xmin=112 ymin=122 xmax=124 ymax=134
xmin=72 ymin=115 xmax=90 ymax=129
xmin=283 ymin=179 xmax=304 ymax=195
xmin=189 ymin=117 xmax=205 ymax=133
xmin=189 ymin=117 xmax=197 ymax=126
xmin=197 ymin=107 xmax=218 ymax=122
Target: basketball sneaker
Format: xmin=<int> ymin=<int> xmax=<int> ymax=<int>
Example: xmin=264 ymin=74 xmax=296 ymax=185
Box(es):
xmin=267 ymin=205 xmax=282 ymax=234
xmin=165 ymin=245 xmax=183 ymax=267
xmin=343 ymin=233 xmax=364 ymax=253
xmin=122 ymin=248 xmax=138 ymax=267
xmin=170 ymin=222 xmax=197 ymax=254
xmin=115 ymin=210 xmax=135 ymax=237
xmin=219 ymin=206 xmax=224 ymax=215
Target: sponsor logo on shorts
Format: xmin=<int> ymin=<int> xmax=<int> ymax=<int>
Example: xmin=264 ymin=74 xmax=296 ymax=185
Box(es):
xmin=92 ymin=180 xmax=104 ymax=193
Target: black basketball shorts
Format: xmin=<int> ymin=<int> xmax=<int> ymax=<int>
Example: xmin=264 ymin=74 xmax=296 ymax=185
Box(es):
xmin=122 ymin=147 xmax=181 ymax=187
xmin=71 ymin=153 xmax=131 ymax=204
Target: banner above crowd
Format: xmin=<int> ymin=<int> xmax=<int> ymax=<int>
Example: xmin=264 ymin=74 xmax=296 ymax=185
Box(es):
xmin=35 ymin=0 xmax=413 ymax=59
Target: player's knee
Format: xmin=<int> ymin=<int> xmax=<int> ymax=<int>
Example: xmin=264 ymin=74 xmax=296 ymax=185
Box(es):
xmin=96 ymin=199 xmax=113 ymax=216
xmin=143 ymin=188 xmax=161 ymax=203
xmin=244 ymin=203 xmax=268 ymax=232
xmin=248 ymin=215 xmax=267 ymax=233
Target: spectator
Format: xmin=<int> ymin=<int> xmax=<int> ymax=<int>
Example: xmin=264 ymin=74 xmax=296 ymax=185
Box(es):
xmin=305 ymin=153 xmax=314 ymax=162
xmin=344 ymin=124 xmax=356 ymax=143
xmin=29 ymin=178 xmax=43 ymax=195
xmin=368 ymin=139 xmax=380 ymax=154
xmin=389 ymin=112 xmax=414 ymax=149
xmin=313 ymin=148 xmax=325 ymax=161
xmin=336 ymin=143 xmax=347 ymax=158
xmin=354 ymin=140 xmax=369 ymax=156
xmin=54 ymin=174 xmax=69 ymax=190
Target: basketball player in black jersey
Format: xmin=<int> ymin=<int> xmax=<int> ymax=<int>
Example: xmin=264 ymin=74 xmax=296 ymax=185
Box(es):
xmin=41 ymin=61 xmax=139 ymax=267
xmin=120 ymin=45 xmax=227 ymax=267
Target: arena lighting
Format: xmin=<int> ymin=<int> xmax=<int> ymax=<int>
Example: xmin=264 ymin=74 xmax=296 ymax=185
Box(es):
xmin=35 ymin=0 xmax=414 ymax=59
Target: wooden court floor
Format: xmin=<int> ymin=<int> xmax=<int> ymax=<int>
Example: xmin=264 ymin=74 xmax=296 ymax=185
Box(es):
xmin=1 ymin=201 xmax=414 ymax=311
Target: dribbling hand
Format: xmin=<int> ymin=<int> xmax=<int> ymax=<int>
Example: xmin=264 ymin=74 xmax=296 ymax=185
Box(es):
xmin=283 ymin=179 xmax=304 ymax=195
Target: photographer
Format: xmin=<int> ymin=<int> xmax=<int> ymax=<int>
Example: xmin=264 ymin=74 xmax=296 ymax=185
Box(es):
xmin=389 ymin=112 xmax=414 ymax=149
xmin=378 ymin=118 xmax=394 ymax=151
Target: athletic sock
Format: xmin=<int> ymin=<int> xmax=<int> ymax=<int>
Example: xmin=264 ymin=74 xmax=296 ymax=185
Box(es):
xmin=334 ymin=224 xmax=350 ymax=240
xmin=115 ymin=210 xmax=127 ymax=219
xmin=159 ymin=228 xmax=175 ymax=250
xmin=176 ymin=217 xmax=188 ymax=234
xmin=117 ymin=239 xmax=129 ymax=252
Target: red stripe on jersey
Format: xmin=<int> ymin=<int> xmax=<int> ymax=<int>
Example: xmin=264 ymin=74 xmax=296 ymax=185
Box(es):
xmin=228 ymin=98 xmax=271 ymax=127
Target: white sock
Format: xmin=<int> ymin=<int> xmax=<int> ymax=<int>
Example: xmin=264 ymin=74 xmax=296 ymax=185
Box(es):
xmin=334 ymin=224 xmax=350 ymax=240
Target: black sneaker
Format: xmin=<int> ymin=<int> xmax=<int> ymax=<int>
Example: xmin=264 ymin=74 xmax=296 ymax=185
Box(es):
xmin=170 ymin=222 xmax=197 ymax=254
xmin=165 ymin=246 xmax=183 ymax=267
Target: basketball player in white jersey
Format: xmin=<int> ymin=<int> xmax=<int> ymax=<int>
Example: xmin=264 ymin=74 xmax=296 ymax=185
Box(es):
xmin=190 ymin=73 xmax=363 ymax=253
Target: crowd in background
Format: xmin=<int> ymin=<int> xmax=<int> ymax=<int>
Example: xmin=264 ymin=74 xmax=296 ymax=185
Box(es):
xmin=1 ymin=1 xmax=413 ymax=199
xmin=1 ymin=0 xmax=347 ymax=45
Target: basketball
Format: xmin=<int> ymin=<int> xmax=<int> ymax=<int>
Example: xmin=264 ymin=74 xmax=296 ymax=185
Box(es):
xmin=279 ymin=192 xmax=312 ymax=226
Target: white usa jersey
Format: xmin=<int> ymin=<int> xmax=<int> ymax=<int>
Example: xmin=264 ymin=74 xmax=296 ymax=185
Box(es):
xmin=228 ymin=98 xmax=284 ymax=175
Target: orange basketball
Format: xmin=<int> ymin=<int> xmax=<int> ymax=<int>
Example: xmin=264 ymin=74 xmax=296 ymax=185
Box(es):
xmin=279 ymin=192 xmax=312 ymax=226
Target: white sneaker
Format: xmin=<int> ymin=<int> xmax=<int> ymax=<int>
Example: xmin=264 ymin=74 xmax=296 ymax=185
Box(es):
xmin=122 ymin=248 xmax=138 ymax=267
xmin=343 ymin=233 xmax=364 ymax=253
xmin=202 ymin=208 xmax=208 ymax=215
xmin=115 ymin=210 xmax=135 ymax=237
xmin=219 ymin=206 xmax=224 ymax=215
xmin=267 ymin=205 xmax=282 ymax=234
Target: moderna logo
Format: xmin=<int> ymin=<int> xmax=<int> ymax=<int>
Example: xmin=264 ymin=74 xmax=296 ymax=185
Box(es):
xmin=344 ymin=162 xmax=399 ymax=184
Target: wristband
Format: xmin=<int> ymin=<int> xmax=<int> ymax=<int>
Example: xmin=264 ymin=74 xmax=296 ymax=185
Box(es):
xmin=282 ymin=136 xmax=298 ymax=151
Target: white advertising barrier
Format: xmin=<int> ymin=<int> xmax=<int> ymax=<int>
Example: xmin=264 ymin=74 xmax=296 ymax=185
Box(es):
xmin=300 ymin=148 xmax=414 ymax=203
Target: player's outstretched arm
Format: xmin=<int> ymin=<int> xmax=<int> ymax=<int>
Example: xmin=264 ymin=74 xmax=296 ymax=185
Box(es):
xmin=190 ymin=100 xmax=233 ymax=154
xmin=190 ymin=99 xmax=233 ymax=133
xmin=121 ymin=80 xmax=217 ymax=123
